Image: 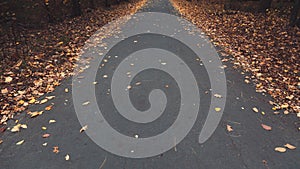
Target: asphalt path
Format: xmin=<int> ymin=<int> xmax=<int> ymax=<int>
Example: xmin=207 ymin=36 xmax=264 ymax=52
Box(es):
xmin=0 ymin=0 xmax=299 ymax=169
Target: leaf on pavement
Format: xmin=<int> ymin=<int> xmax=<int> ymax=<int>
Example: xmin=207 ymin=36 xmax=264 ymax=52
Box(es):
xmin=215 ymin=107 xmax=221 ymax=112
xmin=252 ymin=107 xmax=259 ymax=113
xmin=49 ymin=119 xmax=56 ymax=124
xmin=80 ymin=125 xmax=88 ymax=133
xmin=42 ymin=133 xmax=50 ymax=138
xmin=16 ymin=140 xmax=25 ymax=145
xmin=284 ymin=143 xmax=296 ymax=150
xmin=53 ymin=146 xmax=60 ymax=153
xmin=226 ymin=125 xmax=233 ymax=132
xmin=28 ymin=111 xmax=43 ymax=118
xmin=261 ymin=124 xmax=272 ymax=131
xmin=11 ymin=124 xmax=21 ymax=132
xmin=65 ymin=154 xmax=70 ymax=161
xmin=274 ymin=147 xmax=286 ymax=153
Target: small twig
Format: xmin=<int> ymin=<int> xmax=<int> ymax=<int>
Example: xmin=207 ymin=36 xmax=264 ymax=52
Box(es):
xmin=99 ymin=157 xmax=107 ymax=169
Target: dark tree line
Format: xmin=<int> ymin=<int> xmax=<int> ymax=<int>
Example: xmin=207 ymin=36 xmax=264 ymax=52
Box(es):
xmin=223 ymin=0 xmax=300 ymax=27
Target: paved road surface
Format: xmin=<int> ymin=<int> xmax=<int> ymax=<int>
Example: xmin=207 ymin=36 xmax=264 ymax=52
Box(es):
xmin=1 ymin=0 xmax=299 ymax=169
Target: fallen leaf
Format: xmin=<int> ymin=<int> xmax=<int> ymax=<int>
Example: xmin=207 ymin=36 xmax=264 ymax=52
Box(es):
xmin=82 ymin=101 xmax=90 ymax=106
xmin=45 ymin=105 xmax=53 ymax=111
xmin=20 ymin=124 xmax=27 ymax=129
xmin=0 ymin=139 xmax=3 ymax=144
xmin=261 ymin=124 xmax=272 ymax=131
xmin=215 ymin=107 xmax=221 ymax=112
xmin=40 ymin=99 xmax=48 ymax=104
xmin=16 ymin=140 xmax=24 ymax=145
xmin=42 ymin=133 xmax=50 ymax=138
xmin=29 ymin=111 xmax=43 ymax=118
xmin=42 ymin=126 xmax=47 ymax=130
xmin=65 ymin=154 xmax=70 ymax=161
xmin=46 ymin=96 xmax=55 ymax=100
xmin=5 ymin=77 xmax=13 ymax=83
xmin=42 ymin=142 xmax=48 ymax=146
xmin=214 ymin=94 xmax=222 ymax=98
xmin=1 ymin=88 xmax=8 ymax=94
xmin=29 ymin=98 xmax=36 ymax=104
xmin=49 ymin=119 xmax=56 ymax=124
xmin=252 ymin=107 xmax=259 ymax=113
xmin=65 ymin=88 xmax=69 ymax=93
xmin=11 ymin=124 xmax=21 ymax=132
xmin=53 ymin=146 xmax=60 ymax=153
xmin=80 ymin=125 xmax=88 ymax=133
xmin=274 ymin=147 xmax=286 ymax=153
xmin=284 ymin=143 xmax=296 ymax=150
xmin=226 ymin=125 xmax=233 ymax=132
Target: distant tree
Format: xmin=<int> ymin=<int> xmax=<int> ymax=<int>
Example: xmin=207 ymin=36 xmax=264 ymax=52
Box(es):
xmin=259 ymin=0 xmax=272 ymax=11
xmin=71 ymin=0 xmax=81 ymax=17
xmin=290 ymin=0 xmax=300 ymax=26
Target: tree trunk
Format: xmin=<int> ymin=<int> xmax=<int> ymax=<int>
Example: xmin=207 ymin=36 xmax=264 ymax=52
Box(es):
xmin=71 ymin=0 xmax=81 ymax=17
xmin=290 ymin=0 xmax=300 ymax=26
xmin=259 ymin=0 xmax=272 ymax=11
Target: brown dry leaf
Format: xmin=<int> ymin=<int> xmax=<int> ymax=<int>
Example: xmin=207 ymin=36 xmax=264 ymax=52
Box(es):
xmin=80 ymin=125 xmax=88 ymax=133
xmin=261 ymin=124 xmax=272 ymax=131
xmin=226 ymin=125 xmax=233 ymax=132
xmin=53 ymin=146 xmax=60 ymax=153
xmin=45 ymin=105 xmax=53 ymax=111
xmin=42 ymin=133 xmax=50 ymax=138
xmin=284 ymin=143 xmax=296 ymax=150
xmin=274 ymin=147 xmax=286 ymax=153
xmin=29 ymin=111 xmax=43 ymax=118
xmin=0 ymin=139 xmax=3 ymax=144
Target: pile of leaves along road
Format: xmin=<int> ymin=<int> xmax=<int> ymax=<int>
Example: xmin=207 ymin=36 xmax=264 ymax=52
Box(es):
xmin=171 ymin=0 xmax=300 ymax=116
xmin=0 ymin=0 xmax=147 ymax=125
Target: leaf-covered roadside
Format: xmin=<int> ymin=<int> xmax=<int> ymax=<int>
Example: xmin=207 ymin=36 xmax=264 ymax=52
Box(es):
xmin=171 ymin=0 xmax=300 ymax=115
xmin=0 ymin=0 xmax=147 ymax=125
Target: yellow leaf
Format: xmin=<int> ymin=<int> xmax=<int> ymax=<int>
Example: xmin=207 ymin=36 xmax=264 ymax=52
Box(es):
xmin=29 ymin=98 xmax=36 ymax=104
xmin=215 ymin=107 xmax=221 ymax=112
